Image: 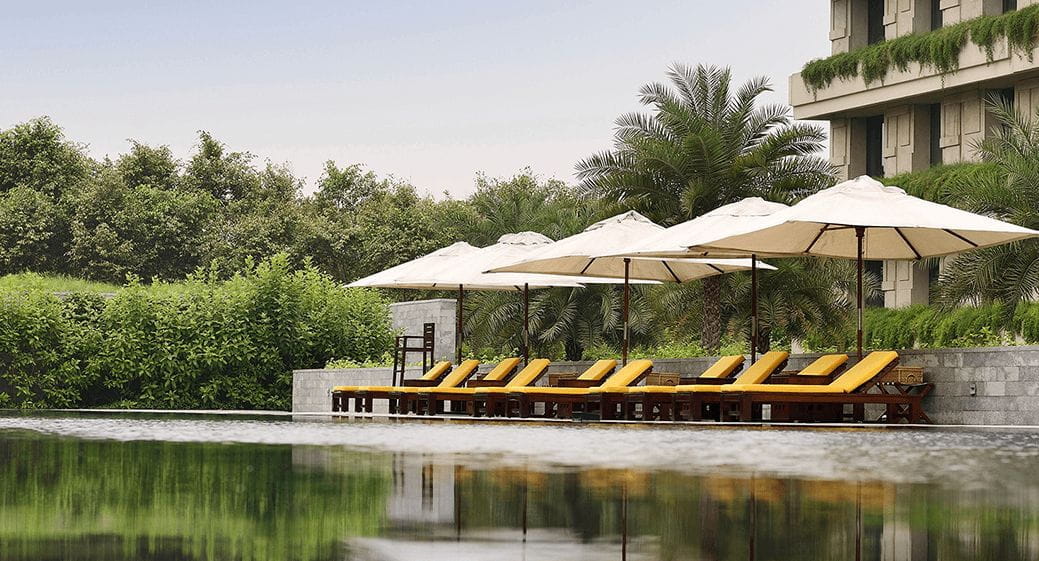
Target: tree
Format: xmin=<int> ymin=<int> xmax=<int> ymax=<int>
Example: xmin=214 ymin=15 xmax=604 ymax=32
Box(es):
xmin=934 ymin=96 xmax=1039 ymax=313
xmin=116 ymin=141 xmax=180 ymax=191
xmin=184 ymin=131 xmax=260 ymax=202
xmin=68 ymin=170 xmax=219 ymax=282
xmin=0 ymin=186 xmax=68 ymax=274
xmin=576 ymin=64 xmax=834 ymax=351
xmin=0 ymin=117 xmax=91 ymax=199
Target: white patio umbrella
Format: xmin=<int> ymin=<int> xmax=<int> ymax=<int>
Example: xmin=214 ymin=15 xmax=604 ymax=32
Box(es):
xmin=595 ymin=198 xmax=789 ymax=362
xmin=406 ymin=231 xmax=603 ymax=364
xmin=353 ymin=233 xmax=591 ymax=365
xmin=490 ymin=211 xmax=770 ymax=364
xmin=348 ymin=241 xmax=479 ymax=290
xmin=698 ymin=175 xmax=1039 ymax=359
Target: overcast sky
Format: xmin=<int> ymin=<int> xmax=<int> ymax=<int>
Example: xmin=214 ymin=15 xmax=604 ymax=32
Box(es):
xmin=1 ymin=1 xmax=830 ymax=197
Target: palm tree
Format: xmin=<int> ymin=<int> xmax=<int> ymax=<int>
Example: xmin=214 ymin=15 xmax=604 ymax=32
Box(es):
xmin=934 ymin=96 xmax=1039 ymax=314
xmin=576 ymin=63 xmax=834 ymax=351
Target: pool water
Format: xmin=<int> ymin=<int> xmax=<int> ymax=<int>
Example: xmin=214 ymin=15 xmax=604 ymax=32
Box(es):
xmin=1 ymin=412 xmax=1037 ymax=560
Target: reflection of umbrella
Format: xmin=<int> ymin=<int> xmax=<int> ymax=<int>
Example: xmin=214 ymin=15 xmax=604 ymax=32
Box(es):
xmin=597 ymin=198 xmax=788 ymax=362
xmin=491 ymin=211 xmax=766 ymax=364
xmin=352 ymin=233 xmax=585 ymax=364
xmin=700 ymin=176 xmax=1039 ymax=358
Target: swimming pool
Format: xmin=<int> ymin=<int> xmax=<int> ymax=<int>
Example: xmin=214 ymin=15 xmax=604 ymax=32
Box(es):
xmin=1 ymin=411 xmax=1036 ymax=560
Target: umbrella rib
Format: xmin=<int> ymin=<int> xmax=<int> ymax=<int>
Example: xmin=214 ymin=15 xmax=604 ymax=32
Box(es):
xmin=708 ymin=264 xmax=725 ymax=274
xmin=661 ymin=261 xmax=683 ymax=284
xmin=894 ymin=227 xmax=922 ymax=260
xmin=804 ymin=223 xmax=831 ymax=254
xmin=943 ymin=229 xmax=980 ymax=248
xmin=579 ymin=258 xmax=596 ymax=275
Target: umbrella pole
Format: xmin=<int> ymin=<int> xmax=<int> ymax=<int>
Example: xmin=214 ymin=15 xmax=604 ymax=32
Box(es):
xmin=523 ymin=283 xmax=530 ymax=366
xmin=457 ymin=284 xmax=464 ymax=364
xmin=856 ymin=227 xmax=864 ymax=361
xmin=623 ymin=258 xmax=631 ymax=366
xmin=751 ymin=254 xmax=758 ymax=363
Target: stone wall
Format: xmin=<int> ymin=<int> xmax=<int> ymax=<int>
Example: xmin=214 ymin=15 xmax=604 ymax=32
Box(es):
xmin=389 ymin=299 xmax=457 ymax=363
xmin=293 ymin=346 xmax=1039 ymax=425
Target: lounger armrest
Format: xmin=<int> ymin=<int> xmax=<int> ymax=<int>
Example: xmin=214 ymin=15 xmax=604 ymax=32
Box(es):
xmin=678 ymin=377 xmax=730 ymax=385
xmin=400 ymin=379 xmax=439 ymax=387
xmin=557 ymin=379 xmax=600 ymax=388
xmin=770 ymin=374 xmax=832 ymax=385
xmin=466 ymin=379 xmax=509 ymax=388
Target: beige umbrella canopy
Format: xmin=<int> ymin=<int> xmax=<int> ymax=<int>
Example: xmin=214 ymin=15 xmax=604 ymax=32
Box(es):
xmin=595 ymin=198 xmax=790 ymax=361
xmin=348 ymin=241 xmax=478 ymax=289
xmin=354 ymin=233 xmax=586 ymax=364
xmin=491 ymin=211 xmax=769 ymax=363
xmin=699 ymin=175 xmax=1039 ymax=358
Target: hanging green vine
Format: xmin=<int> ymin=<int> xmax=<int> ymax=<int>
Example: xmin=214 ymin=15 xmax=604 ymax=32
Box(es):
xmin=801 ymin=5 xmax=1039 ymax=91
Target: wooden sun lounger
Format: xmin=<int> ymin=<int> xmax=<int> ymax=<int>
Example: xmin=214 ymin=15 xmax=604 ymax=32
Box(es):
xmin=508 ymin=360 xmax=654 ymax=419
xmin=414 ymin=359 xmax=552 ymax=416
xmin=331 ymin=360 xmax=453 ymax=412
xmin=606 ymin=351 xmax=791 ymax=421
xmin=335 ymin=360 xmax=481 ymax=414
xmin=722 ymin=351 xmax=931 ymax=423
xmin=615 ymin=354 xmax=745 ymax=421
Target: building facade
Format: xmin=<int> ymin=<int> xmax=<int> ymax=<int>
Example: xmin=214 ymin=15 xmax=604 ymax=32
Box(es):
xmin=789 ymin=0 xmax=1038 ymax=308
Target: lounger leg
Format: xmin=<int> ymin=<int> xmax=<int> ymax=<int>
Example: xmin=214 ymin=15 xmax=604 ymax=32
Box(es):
xmin=690 ymin=397 xmax=703 ymax=422
xmin=739 ymin=395 xmax=752 ymax=422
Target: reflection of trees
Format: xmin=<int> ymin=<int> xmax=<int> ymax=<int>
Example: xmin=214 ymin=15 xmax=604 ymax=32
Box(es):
xmin=0 ymin=438 xmax=390 ymax=561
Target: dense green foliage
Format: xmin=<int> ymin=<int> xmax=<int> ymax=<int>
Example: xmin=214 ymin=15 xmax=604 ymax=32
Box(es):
xmin=0 ymin=256 xmax=393 ymax=409
xmin=801 ymin=5 xmax=1039 ymax=90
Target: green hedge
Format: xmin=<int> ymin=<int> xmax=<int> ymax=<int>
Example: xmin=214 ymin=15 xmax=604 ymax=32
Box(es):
xmin=801 ymin=5 xmax=1039 ymax=91
xmin=863 ymin=303 xmax=1039 ymax=350
xmin=0 ymin=255 xmax=394 ymax=409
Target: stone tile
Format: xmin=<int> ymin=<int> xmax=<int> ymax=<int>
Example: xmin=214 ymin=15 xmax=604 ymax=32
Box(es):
xmin=983 ymin=382 xmax=1007 ymax=397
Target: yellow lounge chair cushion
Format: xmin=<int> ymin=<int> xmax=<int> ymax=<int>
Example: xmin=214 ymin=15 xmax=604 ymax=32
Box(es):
xmin=731 ymin=351 xmax=789 ymax=385
xmin=420 ymin=361 xmax=453 ymax=381
xmin=578 ymin=359 xmax=618 ymax=381
xmin=505 ymin=359 xmax=551 ymax=388
xmin=332 ymin=360 xmax=453 ymax=393
xmin=439 ymin=359 xmax=481 ymax=388
xmin=725 ymin=383 xmax=840 ymax=394
xmin=415 ymin=359 xmax=552 ymax=396
xmin=510 ymin=360 xmax=653 ymax=396
xmin=729 ymin=351 xmax=899 ymax=394
xmin=700 ymin=355 xmax=745 ymax=378
xmin=482 ymin=357 xmax=521 ymax=382
xmin=800 ymin=354 xmax=849 ymax=376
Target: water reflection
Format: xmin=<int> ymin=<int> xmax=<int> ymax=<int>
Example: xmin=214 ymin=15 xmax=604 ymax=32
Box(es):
xmin=0 ymin=416 xmax=1037 ymax=560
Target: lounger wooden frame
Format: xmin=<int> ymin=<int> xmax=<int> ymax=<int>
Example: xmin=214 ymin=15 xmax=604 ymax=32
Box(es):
xmin=350 ymin=360 xmax=482 ymax=414
xmin=415 ymin=360 xmax=553 ymax=417
xmin=508 ymin=361 xmax=653 ymax=419
xmin=721 ymin=357 xmax=933 ymax=424
xmin=606 ymin=353 xmax=791 ymax=422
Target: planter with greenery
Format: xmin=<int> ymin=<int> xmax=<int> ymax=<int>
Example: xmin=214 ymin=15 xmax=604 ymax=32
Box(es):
xmin=801 ymin=5 xmax=1039 ymax=91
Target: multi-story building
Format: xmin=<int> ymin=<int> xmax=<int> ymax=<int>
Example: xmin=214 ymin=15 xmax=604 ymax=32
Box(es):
xmin=789 ymin=0 xmax=1036 ymax=308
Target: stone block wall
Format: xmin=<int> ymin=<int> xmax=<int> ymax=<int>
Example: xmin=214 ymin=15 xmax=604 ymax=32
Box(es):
xmin=293 ymin=347 xmax=1039 ymax=425
xmin=389 ymin=299 xmax=457 ymax=363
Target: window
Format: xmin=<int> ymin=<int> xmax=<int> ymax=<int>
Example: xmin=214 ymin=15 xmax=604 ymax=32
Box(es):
xmin=929 ymin=103 xmax=942 ymax=166
xmin=931 ymin=0 xmax=943 ymax=30
xmin=865 ymin=115 xmax=885 ymax=177
xmin=868 ymin=0 xmax=886 ymax=44
xmin=1004 ymin=0 xmax=1018 ymax=13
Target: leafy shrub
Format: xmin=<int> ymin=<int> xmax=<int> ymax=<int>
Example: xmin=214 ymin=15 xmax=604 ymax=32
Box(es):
xmin=0 ymin=255 xmax=394 ymax=409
